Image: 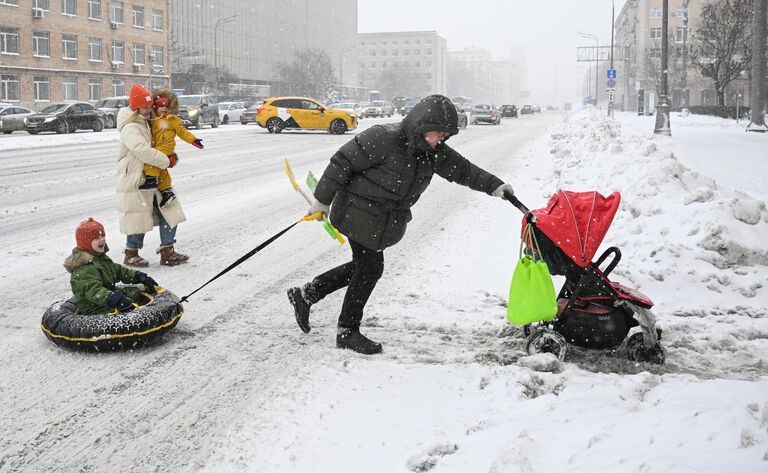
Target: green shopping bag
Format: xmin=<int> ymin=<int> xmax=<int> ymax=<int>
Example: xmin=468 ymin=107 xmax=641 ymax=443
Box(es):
xmin=506 ymin=224 xmax=558 ymax=325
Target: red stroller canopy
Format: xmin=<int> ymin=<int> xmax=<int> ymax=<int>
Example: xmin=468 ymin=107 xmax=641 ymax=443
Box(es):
xmin=529 ymin=190 xmax=621 ymax=267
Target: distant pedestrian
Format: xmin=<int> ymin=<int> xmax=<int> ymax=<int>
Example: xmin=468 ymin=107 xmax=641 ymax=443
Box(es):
xmin=288 ymin=94 xmax=514 ymax=354
xmin=117 ymin=83 xmax=189 ymax=267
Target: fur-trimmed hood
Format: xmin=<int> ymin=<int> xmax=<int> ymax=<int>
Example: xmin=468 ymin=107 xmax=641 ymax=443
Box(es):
xmin=63 ymin=246 xmax=109 ymax=273
xmin=153 ymin=88 xmax=179 ymax=115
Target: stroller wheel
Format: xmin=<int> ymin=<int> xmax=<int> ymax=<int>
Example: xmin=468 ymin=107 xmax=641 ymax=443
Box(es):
xmin=526 ymin=329 xmax=568 ymax=361
xmin=626 ymin=332 xmax=666 ymax=365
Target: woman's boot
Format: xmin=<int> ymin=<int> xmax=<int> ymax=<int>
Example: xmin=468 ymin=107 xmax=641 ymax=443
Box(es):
xmin=158 ymin=246 xmax=189 ymax=266
xmin=124 ymin=249 xmax=149 ymax=267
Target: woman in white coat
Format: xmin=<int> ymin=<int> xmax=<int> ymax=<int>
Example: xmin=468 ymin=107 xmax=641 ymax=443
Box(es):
xmin=117 ymin=84 xmax=189 ymax=267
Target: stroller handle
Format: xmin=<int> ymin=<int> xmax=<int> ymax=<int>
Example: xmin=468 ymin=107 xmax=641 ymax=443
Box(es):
xmin=503 ymin=190 xmax=533 ymax=220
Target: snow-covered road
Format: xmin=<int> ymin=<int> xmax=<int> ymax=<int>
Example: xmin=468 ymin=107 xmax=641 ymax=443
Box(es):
xmin=0 ymin=115 xmax=553 ymax=471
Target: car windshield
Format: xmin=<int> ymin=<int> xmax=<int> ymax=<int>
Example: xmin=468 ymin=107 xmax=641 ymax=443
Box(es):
xmin=40 ymin=104 xmax=70 ymax=113
xmin=98 ymin=99 xmax=118 ymax=108
xmin=371 ymin=101 xmax=385 ymax=106
xmin=244 ymin=101 xmax=263 ymax=109
xmin=474 ymin=105 xmax=491 ymax=110
xmin=334 ymin=103 xmax=355 ymax=108
xmin=178 ymin=96 xmax=203 ymax=106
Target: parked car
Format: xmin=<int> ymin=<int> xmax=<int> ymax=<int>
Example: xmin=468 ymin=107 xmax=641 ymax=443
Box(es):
xmin=240 ymin=100 xmax=263 ymax=125
xmin=24 ymin=102 xmax=106 ymax=134
xmin=364 ymin=100 xmax=394 ymax=118
xmin=400 ymin=98 xmax=422 ymax=116
xmin=94 ymin=96 xmax=129 ymax=128
xmin=520 ymin=104 xmax=534 ymax=115
xmin=533 ymin=105 xmax=542 ymax=113
xmin=0 ymin=105 xmax=35 ymax=134
xmin=455 ymin=104 xmax=468 ymax=129
xmin=256 ymin=97 xmax=357 ymax=134
xmin=331 ymin=102 xmax=364 ymax=119
xmin=217 ymin=101 xmax=245 ymax=124
xmin=470 ymin=104 xmax=502 ymax=125
xmin=500 ymin=104 xmax=518 ymax=118
xmin=177 ymin=94 xmax=219 ymax=129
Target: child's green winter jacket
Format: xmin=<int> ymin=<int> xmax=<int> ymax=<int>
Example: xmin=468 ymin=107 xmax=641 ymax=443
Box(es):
xmin=64 ymin=247 xmax=141 ymax=315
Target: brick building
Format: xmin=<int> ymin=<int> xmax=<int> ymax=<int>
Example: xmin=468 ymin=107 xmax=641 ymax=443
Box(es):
xmin=0 ymin=0 xmax=170 ymax=109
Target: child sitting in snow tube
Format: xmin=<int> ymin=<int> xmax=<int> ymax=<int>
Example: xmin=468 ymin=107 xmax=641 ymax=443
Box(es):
xmin=41 ymin=217 xmax=184 ymax=352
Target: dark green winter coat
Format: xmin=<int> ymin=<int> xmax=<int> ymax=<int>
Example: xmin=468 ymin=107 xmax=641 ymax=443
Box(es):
xmin=314 ymin=94 xmax=504 ymax=250
xmin=64 ymin=247 xmax=140 ymax=315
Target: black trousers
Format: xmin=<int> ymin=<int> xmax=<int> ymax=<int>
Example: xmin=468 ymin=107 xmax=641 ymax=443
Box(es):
xmin=305 ymin=240 xmax=384 ymax=329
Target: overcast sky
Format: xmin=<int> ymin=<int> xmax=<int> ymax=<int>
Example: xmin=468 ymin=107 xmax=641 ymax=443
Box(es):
xmin=358 ymin=0 xmax=624 ymax=105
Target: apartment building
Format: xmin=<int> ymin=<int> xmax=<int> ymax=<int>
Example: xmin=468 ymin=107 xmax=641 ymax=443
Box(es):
xmin=0 ymin=0 xmax=170 ymax=109
xmin=615 ymin=0 xmax=720 ymax=112
xmin=353 ymin=31 xmax=448 ymax=100
xmin=447 ymin=48 xmax=525 ymax=105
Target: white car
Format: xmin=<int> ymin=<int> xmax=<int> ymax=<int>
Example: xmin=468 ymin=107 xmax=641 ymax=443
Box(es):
xmin=217 ymin=102 xmax=245 ymax=124
xmin=332 ymin=102 xmax=364 ymax=119
xmin=0 ymin=105 xmax=35 ymax=134
xmin=364 ymin=100 xmax=394 ymax=118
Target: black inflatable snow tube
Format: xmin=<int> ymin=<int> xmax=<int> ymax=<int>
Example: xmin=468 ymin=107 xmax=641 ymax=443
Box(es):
xmin=41 ymin=287 xmax=184 ymax=352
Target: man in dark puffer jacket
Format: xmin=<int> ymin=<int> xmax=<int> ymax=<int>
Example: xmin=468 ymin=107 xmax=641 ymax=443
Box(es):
xmin=287 ymin=95 xmax=514 ymax=354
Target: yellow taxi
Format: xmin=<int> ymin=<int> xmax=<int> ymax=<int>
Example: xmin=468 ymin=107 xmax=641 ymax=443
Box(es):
xmin=256 ymin=97 xmax=358 ymax=134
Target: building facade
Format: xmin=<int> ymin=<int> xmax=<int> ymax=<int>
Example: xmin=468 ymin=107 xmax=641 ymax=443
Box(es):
xmin=613 ymin=0 xmax=732 ymax=112
xmin=447 ymin=48 xmax=525 ymax=105
xmin=169 ymin=0 xmax=357 ymax=98
xmin=352 ymin=31 xmax=448 ymax=100
xmin=0 ymin=0 xmax=170 ymax=109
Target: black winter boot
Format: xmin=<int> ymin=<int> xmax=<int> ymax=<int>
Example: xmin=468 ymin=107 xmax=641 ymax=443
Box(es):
xmin=337 ymin=328 xmax=382 ymax=355
xmin=158 ymin=189 xmax=176 ymax=208
xmin=138 ymin=175 xmax=158 ymax=191
xmin=287 ymin=287 xmax=311 ymax=333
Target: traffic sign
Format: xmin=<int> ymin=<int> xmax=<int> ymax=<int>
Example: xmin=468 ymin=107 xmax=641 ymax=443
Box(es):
xmin=607 ymin=69 xmax=617 ymax=78
xmin=607 ymin=78 xmax=617 ymax=88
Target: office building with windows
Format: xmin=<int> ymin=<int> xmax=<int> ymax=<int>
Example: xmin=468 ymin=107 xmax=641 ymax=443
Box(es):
xmin=0 ymin=0 xmax=169 ymax=108
xmin=447 ymin=48 xmax=526 ymax=105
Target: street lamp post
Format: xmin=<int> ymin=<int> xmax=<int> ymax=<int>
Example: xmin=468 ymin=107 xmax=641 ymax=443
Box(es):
xmin=578 ymin=32 xmax=599 ymax=107
xmin=213 ymin=14 xmax=237 ymax=103
xmin=654 ymin=0 xmax=671 ymax=136
xmin=608 ymin=0 xmax=615 ymax=117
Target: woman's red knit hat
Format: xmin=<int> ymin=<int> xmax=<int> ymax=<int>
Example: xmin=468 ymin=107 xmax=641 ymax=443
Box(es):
xmin=129 ymin=83 xmax=153 ymax=110
xmin=76 ymin=217 xmax=105 ymax=251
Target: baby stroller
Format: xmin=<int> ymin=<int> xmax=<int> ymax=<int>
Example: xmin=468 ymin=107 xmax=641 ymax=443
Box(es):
xmin=504 ymin=189 xmax=665 ymax=364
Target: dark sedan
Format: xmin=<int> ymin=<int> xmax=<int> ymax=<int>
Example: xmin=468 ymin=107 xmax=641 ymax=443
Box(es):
xmin=500 ymin=104 xmax=518 ymax=118
xmin=25 ymin=102 xmax=106 ymax=134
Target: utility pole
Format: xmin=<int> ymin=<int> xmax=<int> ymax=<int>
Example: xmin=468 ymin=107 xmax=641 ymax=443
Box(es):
xmin=213 ymin=14 xmax=237 ymax=103
xmin=681 ymin=0 xmax=690 ymax=109
xmin=748 ymin=0 xmax=767 ymax=131
xmin=654 ymin=0 xmax=671 ymax=135
xmin=608 ymin=0 xmax=615 ymax=117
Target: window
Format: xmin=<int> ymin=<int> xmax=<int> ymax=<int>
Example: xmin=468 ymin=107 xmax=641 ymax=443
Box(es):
xmin=151 ymin=9 xmax=162 ymax=30
xmin=426 ymin=60 xmax=432 ymax=68
xmin=649 ymin=28 xmax=662 ymax=39
xmin=33 ymin=31 xmax=50 ymax=56
xmin=88 ymin=37 xmax=101 ymax=61
xmin=62 ymin=0 xmax=76 ymax=15
xmin=34 ymin=0 xmax=49 ymax=10
xmin=369 ymin=49 xmax=376 ymax=56
xmin=650 ymin=7 xmax=662 ymax=18
xmin=381 ymin=61 xmax=387 ymax=68
xmin=392 ymin=49 xmax=398 ymax=56
xmin=110 ymin=1 xmax=123 ymax=23
xmin=132 ymin=5 xmax=144 ymax=27
xmin=34 ymin=76 xmax=50 ymax=101
xmin=675 ymin=27 xmax=688 ymax=43
xmin=674 ymin=8 xmax=685 ymax=17
xmin=111 ymin=40 xmax=123 ymax=63
xmin=151 ymin=46 xmax=163 ymax=69
xmin=425 ymin=49 xmax=432 ymax=56
xmin=62 ymin=34 xmax=77 ymax=59
xmin=1 ymin=74 xmax=19 ymax=101
xmin=132 ymin=42 xmax=144 ymax=64
xmin=425 ymin=73 xmax=432 ymax=79
xmin=359 ymin=62 xmax=365 ymax=69
xmin=0 ymin=27 xmax=20 ymax=54
xmin=414 ymin=49 xmax=420 ymax=55
xmin=89 ymin=78 xmax=101 ymax=100
xmin=415 ymin=61 xmax=420 ymax=68
xmin=369 ymin=61 xmax=376 ymax=68
xmin=649 ymin=48 xmax=662 ymax=59
xmin=403 ymin=49 xmax=409 ymax=56
xmin=63 ymin=76 xmax=77 ymax=100
xmin=1 ymin=0 xmax=19 ymax=5
xmin=112 ymin=78 xmax=124 ymax=96
xmin=87 ymin=0 xmax=100 ymax=19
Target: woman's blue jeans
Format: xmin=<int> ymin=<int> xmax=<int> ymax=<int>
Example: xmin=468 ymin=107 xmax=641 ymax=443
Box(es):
xmin=126 ymin=202 xmax=177 ymax=250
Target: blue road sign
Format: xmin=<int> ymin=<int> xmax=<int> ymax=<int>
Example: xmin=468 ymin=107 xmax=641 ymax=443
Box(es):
xmin=607 ymin=69 xmax=617 ymax=79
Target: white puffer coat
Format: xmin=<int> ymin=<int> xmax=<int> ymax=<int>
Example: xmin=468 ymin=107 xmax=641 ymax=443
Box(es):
xmin=116 ymin=107 xmax=186 ymax=235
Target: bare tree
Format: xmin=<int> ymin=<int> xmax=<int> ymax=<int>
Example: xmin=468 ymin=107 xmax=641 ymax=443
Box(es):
xmin=274 ymin=48 xmax=337 ymax=100
xmin=690 ymin=0 xmax=753 ymax=106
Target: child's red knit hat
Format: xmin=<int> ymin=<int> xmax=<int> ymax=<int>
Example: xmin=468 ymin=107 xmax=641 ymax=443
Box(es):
xmin=129 ymin=83 xmax=153 ymax=110
xmin=76 ymin=217 xmax=105 ymax=251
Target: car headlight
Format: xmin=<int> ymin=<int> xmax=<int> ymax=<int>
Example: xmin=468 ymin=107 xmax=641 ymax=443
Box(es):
xmin=44 ymin=117 xmax=56 ymax=123
xmin=189 ymin=109 xmax=199 ymax=117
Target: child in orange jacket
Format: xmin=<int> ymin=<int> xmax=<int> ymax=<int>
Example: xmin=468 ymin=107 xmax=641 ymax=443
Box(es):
xmin=139 ymin=89 xmax=204 ymax=208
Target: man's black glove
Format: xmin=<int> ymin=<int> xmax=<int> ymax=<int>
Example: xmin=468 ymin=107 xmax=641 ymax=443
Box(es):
xmin=134 ymin=271 xmax=158 ymax=294
xmin=106 ymin=291 xmax=134 ymax=312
